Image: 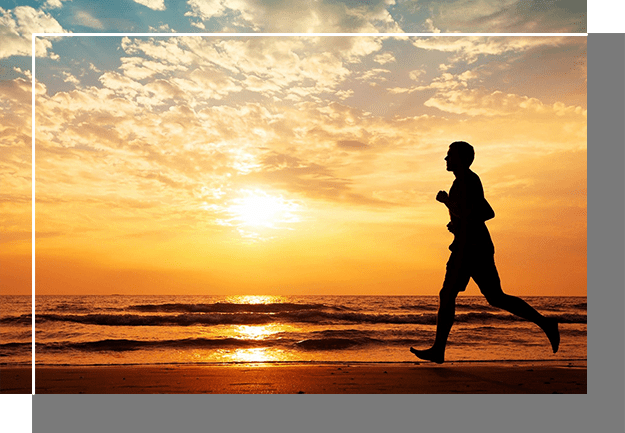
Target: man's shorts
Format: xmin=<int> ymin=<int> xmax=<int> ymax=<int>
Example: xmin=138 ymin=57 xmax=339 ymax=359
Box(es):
xmin=442 ymin=250 xmax=503 ymax=296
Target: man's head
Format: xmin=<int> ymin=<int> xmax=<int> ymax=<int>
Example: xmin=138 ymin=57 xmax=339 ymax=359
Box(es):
xmin=446 ymin=141 xmax=474 ymax=171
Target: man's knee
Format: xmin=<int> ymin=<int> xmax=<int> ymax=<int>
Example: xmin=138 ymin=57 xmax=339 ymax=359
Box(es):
xmin=439 ymin=286 xmax=458 ymax=303
xmin=484 ymin=291 xmax=506 ymax=308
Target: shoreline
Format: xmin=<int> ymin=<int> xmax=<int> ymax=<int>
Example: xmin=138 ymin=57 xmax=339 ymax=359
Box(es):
xmin=2 ymin=360 xmax=586 ymax=394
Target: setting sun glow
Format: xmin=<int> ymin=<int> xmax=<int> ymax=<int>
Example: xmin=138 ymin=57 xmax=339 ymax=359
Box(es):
xmin=222 ymin=190 xmax=303 ymax=239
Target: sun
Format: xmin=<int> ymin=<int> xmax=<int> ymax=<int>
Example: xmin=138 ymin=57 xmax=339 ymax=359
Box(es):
xmin=227 ymin=189 xmax=301 ymax=229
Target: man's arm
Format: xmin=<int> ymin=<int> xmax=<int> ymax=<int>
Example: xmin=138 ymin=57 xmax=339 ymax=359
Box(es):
xmin=436 ymin=190 xmax=463 ymax=218
xmin=437 ymin=175 xmax=488 ymax=221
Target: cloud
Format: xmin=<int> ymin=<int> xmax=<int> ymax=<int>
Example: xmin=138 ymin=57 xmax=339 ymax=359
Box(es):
xmin=434 ymin=0 xmax=518 ymax=30
xmin=239 ymin=151 xmax=392 ymax=207
xmin=149 ymin=23 xmax=175 ymax=32
xmin=117 ymin=36 xmax=384 ymax=105
xmin=132 ymin=0 xmax=167 ymax=11
xmin=337 ymin=140 xmax=370 ymax=150
xmin=356 ymin=68 xmax=391 ymax=85
xmin=12 ymin=67 xmax=32 ymax=79
xmin=185 ymin=0 xmax=403 ymax=33
xmin=31 ymin=81 xmax=585 ymax=246
xmin=185 ymin=0 xmax=227 ymax=21
xmin=411 ymin=36 xmax=569 ymax=64
xmin=335 ymin=89 xmax=354 ymax=100
xmin=121 ymin=36 xmax=196 ymax=66
xmin=422 ymin=18 xmax=440 ymax=33
xmin=0 ymin=6 xmax=68 ymax=59
xmin=179 ymin=0 xmax=583 ymax=34
xmin=120 ymin=56 xmax=187 ymax=80
xmin=43 ymin=0 xmax=71 ymax=9
xmin=170 ymin=67 xmax=244 ymax=101
xmin=62 ymin=71 xmax=80 ymax=85
xmin=28 ymin=36 xmax=586 ymax=249
xmin=99 ymin=71 xmax=145 ymax=97
xmin=0 ymin=78 xmax=34 ymax=143
xmin=374 ymin=52 xmax=395 ymax=65
xmin=424 ymin=88 xmax=587 ymax=118
xmin=36 ymin=72 xmax=405 ymax=217
xmin=425 ymin=0 xmax=585 ymax=33
xmin=0 ymin=78 xmax=35 ymax=249
xmin=409 ymin=69 xmax=426 ymax=81
xmin=387 ymin=68 xmax=474 ymax=95
xmin=383 ymin=37 xmax=586 ymax=113
xmin=72 ymin=10 xmax=105 ymax=29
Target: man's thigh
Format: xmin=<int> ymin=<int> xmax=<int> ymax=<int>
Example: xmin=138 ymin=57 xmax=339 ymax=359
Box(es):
xmin=471 ymin=255 xmax=505 ymax=298
xmin=442 ymin=252 xmax=471 ymax=293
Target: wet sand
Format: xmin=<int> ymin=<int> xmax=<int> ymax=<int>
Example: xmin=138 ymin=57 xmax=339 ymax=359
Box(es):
xmin=3 ymin=361 xmax=586 ymax=394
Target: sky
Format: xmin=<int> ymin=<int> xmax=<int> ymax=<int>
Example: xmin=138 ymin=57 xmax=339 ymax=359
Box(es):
xmin=0 ymin=1 xmax=587 ymax=296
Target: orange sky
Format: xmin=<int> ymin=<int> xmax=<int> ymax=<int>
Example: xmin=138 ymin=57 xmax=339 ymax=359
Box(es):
xmin=1 ymin=35 xmax=587 ymax=296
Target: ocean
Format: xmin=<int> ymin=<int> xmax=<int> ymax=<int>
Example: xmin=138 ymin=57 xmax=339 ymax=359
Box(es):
xmin=1 ymin=295 xmax=586 ymax=366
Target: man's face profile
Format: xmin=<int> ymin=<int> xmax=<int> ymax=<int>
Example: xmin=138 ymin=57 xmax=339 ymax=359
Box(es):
xmin=445 ymin=147 xmax=459 ymax=172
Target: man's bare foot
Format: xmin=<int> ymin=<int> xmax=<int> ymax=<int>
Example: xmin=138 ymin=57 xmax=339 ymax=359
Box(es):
xmin=544 ymin=319 xmax=560 ymax=353
xmin=410 ymin=347 xmax=444 ymax=364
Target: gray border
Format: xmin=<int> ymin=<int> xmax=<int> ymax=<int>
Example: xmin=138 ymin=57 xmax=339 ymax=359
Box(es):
xmin=587 ymin=33 xmax=625 ymax=429
xmin=33 ymin=34 xmax=624 ymax=433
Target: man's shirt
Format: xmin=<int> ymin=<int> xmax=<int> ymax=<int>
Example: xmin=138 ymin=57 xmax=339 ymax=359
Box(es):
xmin=448 ymin=170 xmax=495 ymax=255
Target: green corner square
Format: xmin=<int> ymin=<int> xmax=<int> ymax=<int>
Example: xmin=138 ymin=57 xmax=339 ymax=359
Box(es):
xmin=0 ymin=394 xmax=33 ymax=433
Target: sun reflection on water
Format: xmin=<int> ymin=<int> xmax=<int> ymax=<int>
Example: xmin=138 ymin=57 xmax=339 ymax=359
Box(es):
xmin=217 ymin=295 xmax=294 ymax=362
xmin=224 ymin=295 xmax=286 ymax=305
xmin=233 ymin=324 xmax=277 ymax=340
xmin=229 ymin=347 xmax=286 ymax=363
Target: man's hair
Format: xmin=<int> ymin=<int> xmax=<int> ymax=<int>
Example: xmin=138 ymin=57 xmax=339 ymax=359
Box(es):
xmin=449 ymin=141 xmax=474 ymax=167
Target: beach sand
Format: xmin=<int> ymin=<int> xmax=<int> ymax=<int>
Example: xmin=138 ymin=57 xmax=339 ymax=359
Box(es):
xmin=3 ymin=361 xmax=586 ymax=394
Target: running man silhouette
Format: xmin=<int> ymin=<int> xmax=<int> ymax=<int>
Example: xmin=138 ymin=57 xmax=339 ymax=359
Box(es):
xmin=410 ymin=141 xmax=560 ymax=364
